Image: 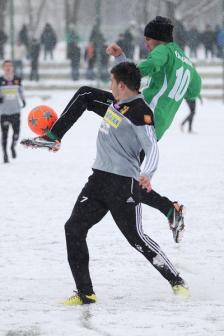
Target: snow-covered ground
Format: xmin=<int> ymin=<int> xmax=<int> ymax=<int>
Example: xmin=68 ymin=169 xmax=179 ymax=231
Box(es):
xmin=0 ymin=92 xmax=224 ymax=336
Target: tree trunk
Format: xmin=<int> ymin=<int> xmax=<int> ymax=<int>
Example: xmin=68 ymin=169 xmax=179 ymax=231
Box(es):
xmin=64 ymin=0 xmax=81 ymax=31
xmin=0 ymin=0 xmax=7 ymax=30
xmin=33 ymin=0 xmax=47 ymax=35
xmin=143 ymin=0 xmax=149 ymax=25
xmin=26 ymin=0 xmax=34 ymax=34
xmin=166 ymin=1 xmax=176 ymax=21
xmin=26 ymin=0 xmax=46 ymax=38
xmin=65 ymin=0 xmax=70 ymax=33
xmin=72 ymin=0 xmax=81 ymax=25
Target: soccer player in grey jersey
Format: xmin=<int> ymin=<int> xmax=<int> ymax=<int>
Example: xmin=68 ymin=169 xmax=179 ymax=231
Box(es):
xmin=0 ymin=60 xmax=26 ymax=163
xmin=58 ymin=62 xmax=188 ymax=305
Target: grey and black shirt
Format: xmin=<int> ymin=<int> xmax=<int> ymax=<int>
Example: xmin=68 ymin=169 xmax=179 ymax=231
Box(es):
xmin=92 ymin=94 xmax=159 ymax=181
xmin=0 ymin=76 xmax=25 ymax=115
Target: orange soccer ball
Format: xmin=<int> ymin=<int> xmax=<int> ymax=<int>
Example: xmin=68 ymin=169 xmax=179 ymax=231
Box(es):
xmin=28 ymin=105 xmax=58 ymax=135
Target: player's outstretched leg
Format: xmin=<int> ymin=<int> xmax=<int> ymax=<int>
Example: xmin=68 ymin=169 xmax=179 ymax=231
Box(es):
xmin=141 ymin=189 xmax=185 ymax=243
xmin=21 ymin=86 xmax=112 ymax=151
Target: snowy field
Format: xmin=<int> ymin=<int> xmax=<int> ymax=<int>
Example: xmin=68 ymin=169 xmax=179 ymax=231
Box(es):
xmin=0 ymin=91 xmax=224 ymax=336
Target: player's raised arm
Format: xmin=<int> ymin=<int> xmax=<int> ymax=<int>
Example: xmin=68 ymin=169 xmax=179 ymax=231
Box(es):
xmin=106 ymin=43 xmax=123 ymax=57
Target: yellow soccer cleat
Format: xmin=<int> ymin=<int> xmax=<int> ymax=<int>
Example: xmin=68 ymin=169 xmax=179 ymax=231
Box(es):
xmin=61 ymin=292 xmax=96 ymax=305
xmin=172 ymin=284 xmax=190 ymax=299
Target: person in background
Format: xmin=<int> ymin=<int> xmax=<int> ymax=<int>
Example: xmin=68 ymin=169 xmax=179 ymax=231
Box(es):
xmin=40 ymin=23 xmax=57 ymax=60
xmin=14 ymin=39 xmax=26 ymax=78
xmin=0 ymin=60 xmax=26 ymax=163
xmin=116 ymin=33 xmax=126 ymax=52
xmin=180 ymin=97 xmax=202 ymax=133
xmin=187 ymin=26 xmax=200 ymax=59
xmin=18 ymin=24 xmax=30 ymax=59
xmin=216 ymin=26 xmax=224 ymax=58
xmin=84 ymin=42 xmax=96 ymax=80
xmin=173 ymin=19 xmax=187 ymax=51
xmin=202 ymin=25 xmax=215 ymax=59
xmin=0 ymin=30 xmax=7 ymax=60
xmin=29 ymin=38 xmax=41 ymax=81
xmin=66 ymin=23 xmax=80 ymax=60
xmin=119 ymin=23 xmax=136 ymax=60
xmin=138 ymin=24 xmax=149 ymax=59
xmin=69 ymin=42 xmax=81 ymax=81
xmin=100 ymin=43 xmax=110 ymax=81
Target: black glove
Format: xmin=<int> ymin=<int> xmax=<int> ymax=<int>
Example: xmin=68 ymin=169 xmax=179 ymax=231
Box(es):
xmin=0 ymin=96 xmax=3 ymax=104
xmin=22 ymin=99 xmax=26 ymax=108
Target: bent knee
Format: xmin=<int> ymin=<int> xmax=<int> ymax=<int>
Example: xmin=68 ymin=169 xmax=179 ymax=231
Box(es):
xmin=64 ymin=217 xmax=86 ymax=239
xmin=77 ymin=86 xmax=94 ymax=95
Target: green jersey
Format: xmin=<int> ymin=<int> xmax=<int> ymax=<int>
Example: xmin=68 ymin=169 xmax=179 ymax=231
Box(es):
xmin=138 ymin=42 xmax=201 ymax=140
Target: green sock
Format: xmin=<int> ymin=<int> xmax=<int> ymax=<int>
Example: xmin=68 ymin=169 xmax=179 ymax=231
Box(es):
xmin=167 ymin=207 xmax=174 ymax=219
xmin=47 ymin=130 xmax=59 ymax=141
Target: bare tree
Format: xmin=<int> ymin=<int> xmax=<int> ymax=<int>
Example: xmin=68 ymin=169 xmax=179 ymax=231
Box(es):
xmin=72 ymin=0 xmax=81 ymax=25
xmin=65 ymin=0 xmax=81 ymax=29
xmin=142 ymin=0 xmax=149 ymax=25
xmin=0 ymin=0 xmax=7 ymax=30
xmin=180 ymin=0 xmax=218 ymax=22
xmin=26 ymin=0 xmax=47 ymax=37
xmin=165 ymin=1 xmax=176 ymax=20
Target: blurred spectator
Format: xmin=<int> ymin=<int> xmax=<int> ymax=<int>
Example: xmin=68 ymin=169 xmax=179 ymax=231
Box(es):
xmin=138 ymin=24 xmax=148 ymax=59
xmin=202 ymin=25 xmax=215 ymax=59
xmin=69 ymin=42 xmax=81 ymax=80
xmin=89 ymin=23 xmax=105 ymax=47
xmin=180 ymin=98 xmax=201 ymax=134
xmin=29 ymin=38 xmax=40 ymax=81
xmin=100 ymin=44 xmax=109 ymax=81
xmin=89 ymin=23 xmax=105 ymax=58
xmin=41 ymin=23 xmax=57 ymax=60
xmin=173 ymin=19 xmax=187 ymax=50
xmin=14 ymin=40 xmax=26 ymax=78
xmin=66 ymin=23 xmax=80 ymax=59
xmin=0 ymin=60 xmax=26 ymax=163
xmin=187 ymin=26 xmax=200 ymax=58
xmin=215 ymin=25 xmax=224 ymax=58
xmin=0 ymin=30 xmax=7 ymax=59
xmin=122 ymin=26 xmax=135 ymax=59
xmin=116 ymin=33 xmax=126 ymax=51
xmin=18 ymin=24 xmax=30 ymax=59
xmin=86 ymin=24 xmax=107 ymax=80
xmin=85 ymin=42 xmax=96 ymax=80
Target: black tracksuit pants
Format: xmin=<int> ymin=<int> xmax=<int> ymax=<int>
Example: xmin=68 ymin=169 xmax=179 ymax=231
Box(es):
xmin=1 ymin=113 xmax=20 ymax=157
xmin=51 ymin=86 xmax=174 ymax=218
xmin=65 ymin=170 xmax=182 ymax=294
xmin=181 ymin=100 xmax=196 ymax=132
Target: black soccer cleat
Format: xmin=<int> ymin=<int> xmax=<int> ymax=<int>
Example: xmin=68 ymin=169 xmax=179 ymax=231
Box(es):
xmin=168 ymin=203 xmax=185 ymax=243
xmin=11 ymin=146 xmax=16 ymax=158
xmin=20 ymin=136 xmax=61 ymax=151
xmin=3 ymin=152 xmax=9 ymax=163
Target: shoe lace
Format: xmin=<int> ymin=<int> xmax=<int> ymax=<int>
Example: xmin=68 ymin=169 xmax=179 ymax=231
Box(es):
xmin=67 ymin=291 xmax=80 ymax=301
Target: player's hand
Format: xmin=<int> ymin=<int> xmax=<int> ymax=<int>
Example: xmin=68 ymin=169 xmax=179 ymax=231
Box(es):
xmin=139 ymin=175 xmax=152 ymax=192
xmin=106 ymin=43 xmax=123 ymax=57
xmin=22 ymin=99 xmax=26 ymax=108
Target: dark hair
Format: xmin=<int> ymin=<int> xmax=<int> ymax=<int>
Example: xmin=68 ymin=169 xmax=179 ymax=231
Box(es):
xmin=111 ymin=62 xmax=141 ymax=91
xmin=2 ymin=60 xmax=13 ymax=66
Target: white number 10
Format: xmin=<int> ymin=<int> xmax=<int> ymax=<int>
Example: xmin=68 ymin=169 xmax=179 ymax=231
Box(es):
xmin=168 ymin=67 xmax=190 ymax=102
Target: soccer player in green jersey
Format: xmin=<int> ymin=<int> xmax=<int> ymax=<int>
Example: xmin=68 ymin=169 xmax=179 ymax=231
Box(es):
xmin=106 ymin=16 xmax=202 ymax=140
